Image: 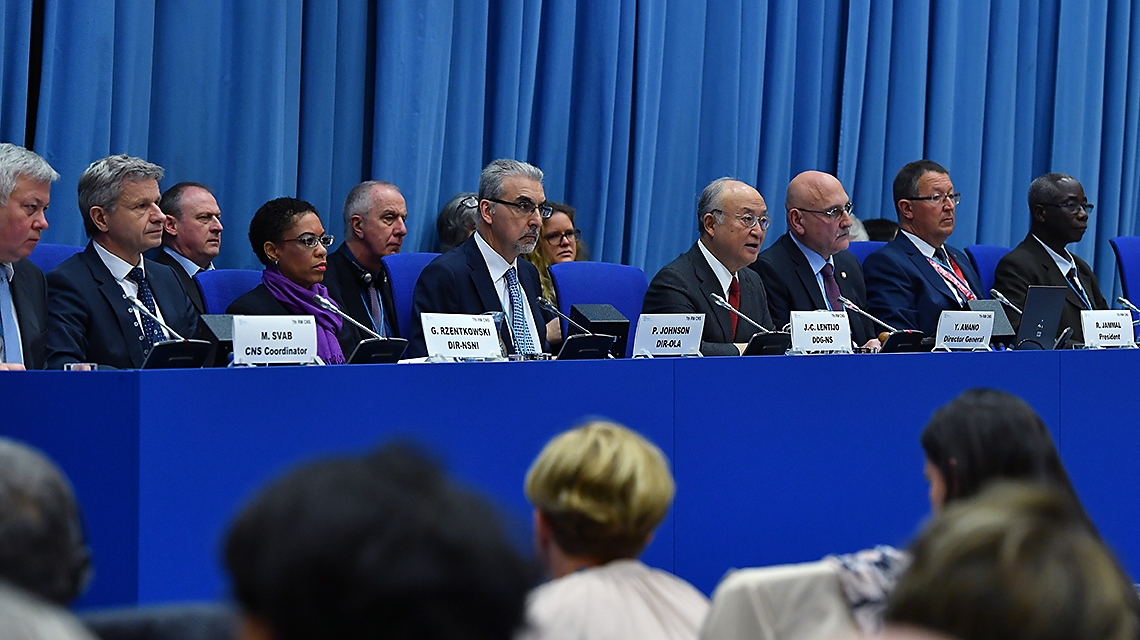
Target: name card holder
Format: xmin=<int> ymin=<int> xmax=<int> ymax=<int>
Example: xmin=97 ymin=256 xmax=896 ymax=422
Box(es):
xmin=232 ymin=315 xmax=321 ymax=366
xmin=422 ymin=313 xmax=506 ymax=360
xmin=1081 ymin=310 xmax=1137 ymax=349
xmin=933 ymin=311 xmax=994 ymax=352
xmin=631 ymin=314 xmax=705 ymax=357
xmin=789 ymin=311 xmax=853 ymax=355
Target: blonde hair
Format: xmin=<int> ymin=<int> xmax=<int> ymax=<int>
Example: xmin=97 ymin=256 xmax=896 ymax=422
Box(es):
xmin=524 ymin=421 xmax=675 ymax=562
xmin=523 ymin=203 xmax=588 ymax=303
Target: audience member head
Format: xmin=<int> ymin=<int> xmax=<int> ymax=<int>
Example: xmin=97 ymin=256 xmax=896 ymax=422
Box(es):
xmin=892 ymin=160 xmax=956 ymax=248
xmin=0 ymin=438 xmax=90 ymax=605
xmin=697 ymin=177 xmax=769 ymax=274
xmin=920 ymin=388 xmax=1078 ymax=514
xmin=525 ymin=420 xmax=675 ymax=577
xmin=886 ymin=481 xmax=1140 ymax=640
xmin=476 ymin=159 xmax=548 ymax=263
xmin=225 ymin=443 xmax=537 ymax=640
xmin=863 ymin=218 xmax=900 ymax=242
xmin=342 ymin=181 xmax=407 ymax=272
xmin=524 ymin=202 xmax=589 ymax=302
xmin=0 ymin=581 xmax=99 ymax=640
xmin=1027 ymin=173 xmax=1090 ymax=253
xmin=0 ymin=143 xmax=58 ymax=264
xmin=160 ymin=181 xmax=223 ymax=269
xmin=78 ymin=155 xmax=165 ymax=264
xmin=436 ymin=192 xmax=478 ymax=253
xmin=784 ymin=171 xmax=853 ymax=260
xmin=248 ymin=197 xmax=330 ymax=288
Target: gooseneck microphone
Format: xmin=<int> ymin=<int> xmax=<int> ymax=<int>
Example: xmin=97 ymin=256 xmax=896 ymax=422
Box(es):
xmin=709 ymin=293 xmax=773 ymax=334
xmin=124 ymin=295 xmax=184 ymax=341
xmin=1053 ymin=326 xmax=1073 ymax=350
xmin=313 ymin=294 xmax=383 ymax=340
xmin=1117 ymin=297 xmax=1140 ymax=324
xmin=990 ymin=289 xmax=1023 ymax=316
xmin=537 ymin=297 xmax=594 ymax=335
xmin=836 ymin=296 xmax=898 ymax=333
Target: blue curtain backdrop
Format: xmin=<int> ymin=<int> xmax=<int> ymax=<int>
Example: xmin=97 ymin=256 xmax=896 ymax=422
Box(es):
xmin=0 ymin=0 xmax=1137 ymax=293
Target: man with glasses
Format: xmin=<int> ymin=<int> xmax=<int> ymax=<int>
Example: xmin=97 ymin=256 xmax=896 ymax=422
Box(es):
xmin=992 ymin=173 xmax=1106 ymax=345
xmin=642 ymin=177 xmax=774 ymax=356
xmin=324 ymin=181 xmax=406 ymax=338
xmin=863 ymin=160 xmax=983 ymax=337
xmin=752 ymin=171 xmax=879 ymax=347
xmin=406 ymin=159 xmax=551 ymax=358
xmin=45 ymin=155 xmax=200 ymax=369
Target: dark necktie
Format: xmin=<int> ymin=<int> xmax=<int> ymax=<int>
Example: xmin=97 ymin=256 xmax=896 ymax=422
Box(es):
xmin=728 ymin=276 xmax=740 ymax=336
xmin=1066 ymin=267 xmax=1092 ymax=309
xmin=126 ymin=267 xmax=164 ymax=352
xmin=367 ymin=285 xmax=388 ymax=337
xmin=820 ymin=263 xmax=841 ymax=312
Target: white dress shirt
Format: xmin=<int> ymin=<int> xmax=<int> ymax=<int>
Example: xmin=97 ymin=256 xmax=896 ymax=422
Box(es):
xmin=93 ymin=241 xmax=170 ymax=338
xmin=697 ymin=238 xmax=737 ymax=298
xmin=473 ymin=232 xmax=542 ymax=350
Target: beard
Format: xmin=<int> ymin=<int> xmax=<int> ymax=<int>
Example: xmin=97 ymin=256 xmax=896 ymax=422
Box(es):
xmin=516 ymin=233 xmax=539 ymax=255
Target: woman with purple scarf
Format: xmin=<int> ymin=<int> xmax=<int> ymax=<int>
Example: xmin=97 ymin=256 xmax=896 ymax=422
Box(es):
xmin=227 ymin=197 xmax=362 ymax=364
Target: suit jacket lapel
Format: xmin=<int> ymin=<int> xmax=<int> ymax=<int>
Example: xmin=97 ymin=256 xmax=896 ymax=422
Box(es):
xmin=83 ymin=245 xmax=146 ymax=368
xmin=902 ymin=240 xmax=958 ymax=304
xmin=687 ymin=244 xmax=734 ymax=341
xmin=1024 ymin=238 xmax=1086 ymax=310
xmin=464 ymin=237 xmax=504 ymax=313
xmin=782 ymin=236 xmax=827 ymax=310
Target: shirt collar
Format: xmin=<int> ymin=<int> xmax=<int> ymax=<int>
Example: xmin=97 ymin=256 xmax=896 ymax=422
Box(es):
xmin=900 ymin=229 xmax=938 ymax=258
xmin=473 ymin=230 xmax=516 ymax=281
xmin=0 ymin=263 xmax=13 ymax=282
xmin=1031 ymin=234 xmax=1077 ymax=274
xmin=164 ymin=246 xmax=211 ymax=276
xmin=790 ymin=233 xmax=833 ymax=275
xmin=696 ymin=238 xmax=735 ymax=295
xmin=93 ymin=240 xmax=141 ymax=281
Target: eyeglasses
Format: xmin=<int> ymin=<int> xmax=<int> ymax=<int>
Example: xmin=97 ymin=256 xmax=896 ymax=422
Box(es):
xmin=798 ymin=201 xmax=854 ymax=220
xmin=544 ymin=229 xmax=581 ymax=245
xmin=1041 ymin=201 xmax=1094 ymax=214
xmin=710 ymin=209 xmax=770 ymax=230
xmin=907 ymin=192 xmax=961 ymax=206
xmin=485 ymin=197 xmax=553 ymax=219
xmin=282 ymin=233 xmax=334 ymax=249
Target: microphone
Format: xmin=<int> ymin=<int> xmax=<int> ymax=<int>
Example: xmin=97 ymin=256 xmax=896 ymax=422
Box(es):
xmin=990 ymin=289 xmax=1022 ymax=316
xmin=1053 ymin=326 xmax=1073 ymax=350
xmin=1117 ymin=297 xmax=1140 ymax=324
xmin=125 ymin=295 xmax=184 ymax=341
xmin=537 ymin=297 xmax=594 ymax=335
xmin=313 ymin=294 xmax=383 ymax=340
xmin=710 ymin=293 xmax=773 ymax=334
xmin=836 ymin=296 xmax=898 ymax=333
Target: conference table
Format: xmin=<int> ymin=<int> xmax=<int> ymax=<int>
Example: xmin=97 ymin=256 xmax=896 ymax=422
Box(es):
xmin=2 ymin=348 xmax=1136 ymax=609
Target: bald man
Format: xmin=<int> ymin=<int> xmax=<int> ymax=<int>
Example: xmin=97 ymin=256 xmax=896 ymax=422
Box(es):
xmin=751 ymin=171 xmax=878 ymax=347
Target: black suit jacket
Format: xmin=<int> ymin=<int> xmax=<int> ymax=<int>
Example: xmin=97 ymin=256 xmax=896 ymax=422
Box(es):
xmin=751 ymin=233 xmax=876 ymax=345
xmin=322 ymin=243 xmax=399 ymax=338
xmin=407 ymin=235 xmax=550 ymax=358
xmin=642 ymin=242 xmax=774 ymax=356
xmin=992 ymin=234 xmax=1108 ymax=344
xmin=45 ymin=243 xmax=200 ymax=369
xmin=9 ymin=259 xmax=48 ymax=369
xmin=863 ymin=234 xmax=984 ymax=337
xmin=226 ymin=283 xmax=365 ymax=358
xmin=146 ymin=247 xmax=206 ymax=315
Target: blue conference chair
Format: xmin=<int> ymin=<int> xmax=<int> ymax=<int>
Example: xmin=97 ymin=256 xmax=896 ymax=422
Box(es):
xmin=845 ymin=241 xmax=885 ymax=265
xmin=550 ymin=261 xmax=649 ymax=357
xmin=964 ymin=244 xmax=1010 ymax=298
xmin=1111 ymin=236 xmax=1140 ymax=301
xmin=194 ymin=269 xmax=262 ymax=314
xmin=382 ymin=252 xmax=440 ymax=338
xmin=28 ymin=242 xmax=83 ymax=272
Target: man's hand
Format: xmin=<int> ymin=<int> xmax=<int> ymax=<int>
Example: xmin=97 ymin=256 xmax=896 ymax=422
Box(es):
xmin=0 ymin=363 xmax=26 ymax=371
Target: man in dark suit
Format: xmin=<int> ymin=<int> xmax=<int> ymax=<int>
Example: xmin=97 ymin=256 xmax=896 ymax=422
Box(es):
xmin=145 ymin=181 xmax=223 ymax=314
xmin=992 ymin=173 xmax=1107 ymax=345
xmin=864 ymin=160 xmax=983 ymax=337
xmin=0 ymin=144 xmax=59 ymax=370
xmin=642 ymin=178 xmax=774 ymax=356
xmin=324 ymin=181 xmax=404 ymax=338
xmin=45 ymin=155 xmax=199 ymax=369
xmin=752 ymin=171 xmax=879 ymax=347
xmin=407 ymin=159 xmax=551 ymax=358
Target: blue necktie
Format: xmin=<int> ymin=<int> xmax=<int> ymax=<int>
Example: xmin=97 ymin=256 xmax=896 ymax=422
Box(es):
xmin=505 ymin=266 xmax=536 ymax=354
xmin=126 ymin=267 xmax=164 ymax=352
xmin=0 ymin=271 xmax=22 ymax=365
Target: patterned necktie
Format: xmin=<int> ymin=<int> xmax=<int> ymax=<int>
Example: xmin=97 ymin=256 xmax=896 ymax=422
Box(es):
xmin=727 ymin=276 xmax=740 ymax=336
xmin=505 ymin=266 xmax=537 ymax=354
xmin=0 ymin=272 xmax=21 ymax=365
xmin=125 ymin=267 xmax=164 ymax=352
xmin=820 ymin=263 xmax=842 ymax=312
xmin=368 ymin=285 xmax=388 ymax=337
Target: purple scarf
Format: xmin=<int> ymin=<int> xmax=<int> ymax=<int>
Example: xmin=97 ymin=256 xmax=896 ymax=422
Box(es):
xmin=262 ymin=265 xmax=346 ymax=364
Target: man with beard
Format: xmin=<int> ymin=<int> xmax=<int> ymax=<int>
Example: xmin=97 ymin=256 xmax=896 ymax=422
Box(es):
xmin=407 ymin=159 xmax=551 ymax=358
xmin=992 ymin=173 xmax=1106 ymax=345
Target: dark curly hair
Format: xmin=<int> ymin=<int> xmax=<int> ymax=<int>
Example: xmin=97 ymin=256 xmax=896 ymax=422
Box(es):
xmin=248 ymin=197 xmax=318 ymax=266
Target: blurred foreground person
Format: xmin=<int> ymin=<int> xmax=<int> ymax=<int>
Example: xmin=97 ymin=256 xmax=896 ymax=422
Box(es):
xmin=0 ymin=581 xmax=97 ymax=640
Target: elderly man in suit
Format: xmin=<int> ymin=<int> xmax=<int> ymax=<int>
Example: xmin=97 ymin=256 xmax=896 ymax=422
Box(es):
xmin=863 ymin=160 xmax=983 ymax=337
xmin=0 ymin=144 xmax=58 ymax=370
xmin=992 ymin=173 xmax=1107 ymax=345
xmin=642 ymin=177 xmax=774 ymax=356
xmin=406 ymin=159 xmax=551 ymax=358
xmin=45 ymin=155 xmax=199 ymax=369
xmin=752 ymin=171 xmax=879 ymax=347
xmin=146 ymin=181 xmax=222 ymax=314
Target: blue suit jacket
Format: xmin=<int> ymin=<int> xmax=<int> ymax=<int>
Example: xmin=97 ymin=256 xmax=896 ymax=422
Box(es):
xmin=863 ymin=234 xmax=983 ymax=337
xmin=45 ymin=242 xmax=200 ymax=369
xmin=406 ymin=235 xmax=550 ymax=358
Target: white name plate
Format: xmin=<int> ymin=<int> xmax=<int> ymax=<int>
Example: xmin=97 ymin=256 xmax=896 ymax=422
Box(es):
xmin=232 ymin=315 xmax=319 ymax=365
xmin=422 ymin=313 xmax=503 ymax=358
xmin=790 ymin=311 xmax=852 ymax=354
xmin=935 ymin=311 xmax=994 ymax=350
xmin=632 ymin=314 xmax=704 ymax=356
xmin=1081 ymin=310 xmax=1136 ymax=348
